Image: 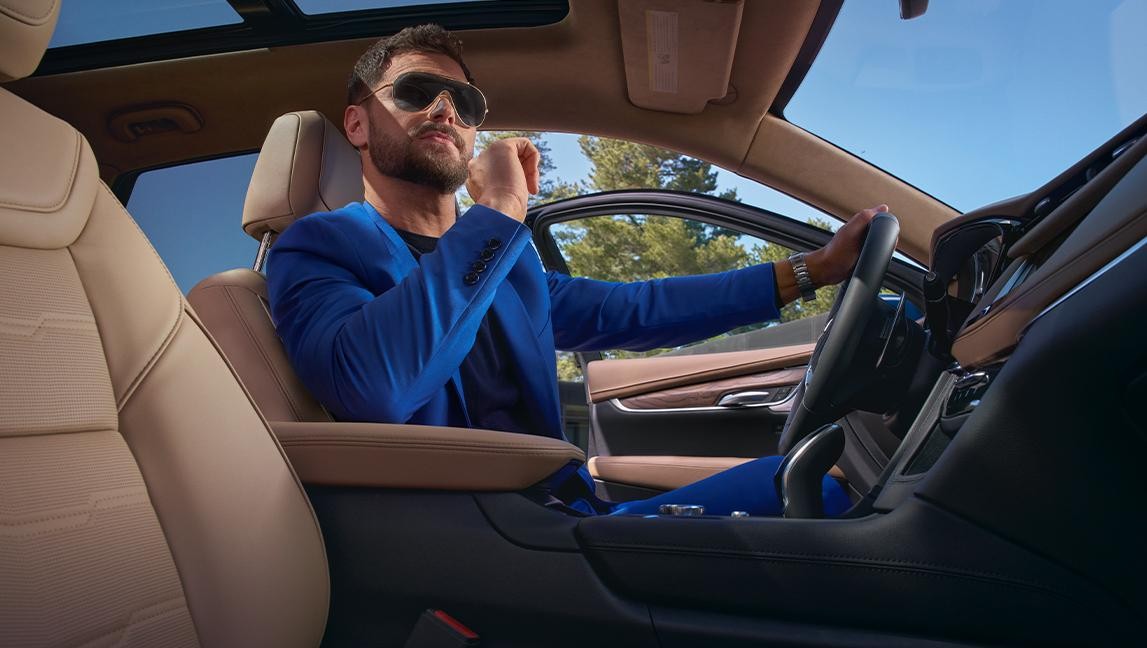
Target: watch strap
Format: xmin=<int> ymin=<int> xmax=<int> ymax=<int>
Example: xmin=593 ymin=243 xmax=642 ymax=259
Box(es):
xmin=788 ymin=252 xmax=817 ymax=302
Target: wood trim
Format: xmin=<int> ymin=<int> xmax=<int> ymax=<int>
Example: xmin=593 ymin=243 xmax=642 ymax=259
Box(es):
xmin=617 ymin=367 xmax=804 ymax=410
xmin=586 ymin=343 xmax=814 ymax=403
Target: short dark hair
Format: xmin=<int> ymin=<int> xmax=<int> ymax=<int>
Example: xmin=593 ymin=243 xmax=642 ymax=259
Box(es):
xmin=347 ymin=24 xmax=474 ymax=106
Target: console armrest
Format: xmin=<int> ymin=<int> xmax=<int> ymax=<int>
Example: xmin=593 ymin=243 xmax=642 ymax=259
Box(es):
xmin=272 ymin=421 xmax=585 ymax=491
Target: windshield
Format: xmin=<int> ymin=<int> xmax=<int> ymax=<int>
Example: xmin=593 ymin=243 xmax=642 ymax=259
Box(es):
xmin=786 ymin=0 xmax=1147 ymax=212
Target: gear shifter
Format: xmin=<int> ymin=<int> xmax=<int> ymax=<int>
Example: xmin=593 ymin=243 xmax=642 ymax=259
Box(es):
xmin=774 ymin=423 xmax=845 ymax=518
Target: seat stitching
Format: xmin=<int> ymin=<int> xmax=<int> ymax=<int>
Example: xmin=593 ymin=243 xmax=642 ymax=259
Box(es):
xmin=0 ymin=0 xmax=58 ymax=25
xmin=115 ymin=304 xmax=183 ymax=412
xmin=218 ymin=283 xmax=306 ymax=420
xmin=180 ymin=307 xmax=332 ymax=582
xmin=0 ymin=129 xmax=79 ymax=211
xmin=68 ymin=596 xmax=191 ymax=648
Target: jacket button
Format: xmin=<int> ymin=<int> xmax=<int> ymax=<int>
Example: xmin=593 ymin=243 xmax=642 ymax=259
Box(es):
xmin=471 ymin=260 xmax=487 ymax=272
xmin=479 ymin=248 xmax=495 ymax=261
xmin=463 ymin=272 xmax=480 ymax=286
xmin=485 ymin=238 xmax=502 ymax=250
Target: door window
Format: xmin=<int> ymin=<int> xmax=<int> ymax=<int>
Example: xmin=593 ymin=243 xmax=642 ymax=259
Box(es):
xmin=126 ymin=153 xmax=259 ymax=293
xmin=547 ymin=213 xmax=839 ymax=366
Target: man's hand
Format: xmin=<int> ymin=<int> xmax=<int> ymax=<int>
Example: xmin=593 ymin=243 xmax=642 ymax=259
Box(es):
xmin=805 ymin=204 xmax=890 ymax=286
xmin=466 ymin=137 xmax=540 ymax=222
xmin=774 ymin=205 xmax=889 ymax=305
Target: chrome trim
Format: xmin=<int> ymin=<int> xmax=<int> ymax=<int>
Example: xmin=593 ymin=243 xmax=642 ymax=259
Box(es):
xmin=717 ymin=390 xmax=783 ymax=408
xmin=953 ymin=370 xmax=989 ymax=391
xmin=252 ymin=232 xmax=273 ymax=271
xmin=607 ymin=385 xmax=799 ymax=414
xmin=1022 ymin=236 xmax=1146 ymax=337
xmin=658 ymin=504 xmax=705 ymax=517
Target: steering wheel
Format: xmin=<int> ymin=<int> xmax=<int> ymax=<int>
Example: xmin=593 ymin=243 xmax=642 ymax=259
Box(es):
xmin=778 ymin=212 xmax=901 ymax=455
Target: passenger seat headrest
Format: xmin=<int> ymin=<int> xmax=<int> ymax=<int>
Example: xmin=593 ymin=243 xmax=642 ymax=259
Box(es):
xmin=0 ymin=0 xmax=60 ymax=82
xmin=242 ymin=111 xmax=363 ymax=240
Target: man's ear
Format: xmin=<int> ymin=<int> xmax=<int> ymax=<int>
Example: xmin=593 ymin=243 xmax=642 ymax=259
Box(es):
xmin=344 ymin=105 xmax=369 ymax=149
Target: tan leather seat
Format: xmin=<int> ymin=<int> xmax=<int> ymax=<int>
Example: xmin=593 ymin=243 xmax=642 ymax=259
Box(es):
xmin=188 ymin=111 xmax=362 ymax=422
xmin=0 ymin=4 xmax=329 ymax=646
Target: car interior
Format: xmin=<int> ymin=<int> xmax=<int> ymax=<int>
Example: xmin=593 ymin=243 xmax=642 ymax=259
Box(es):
xmin=2 ymin=0 xmax=1144 ymax=646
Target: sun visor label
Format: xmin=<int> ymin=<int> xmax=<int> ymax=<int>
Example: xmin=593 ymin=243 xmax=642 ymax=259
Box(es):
xmin=646 ymin=10 xmax=679 ymax=94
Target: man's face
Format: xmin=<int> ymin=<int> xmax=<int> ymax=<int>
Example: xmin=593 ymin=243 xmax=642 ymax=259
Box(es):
xmin=360 ymin=52 xmax=477 ymax=194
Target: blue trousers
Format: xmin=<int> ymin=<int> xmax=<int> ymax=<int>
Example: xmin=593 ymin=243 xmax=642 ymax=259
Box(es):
xmin=608 ymin=455 xmax=851 ymax=517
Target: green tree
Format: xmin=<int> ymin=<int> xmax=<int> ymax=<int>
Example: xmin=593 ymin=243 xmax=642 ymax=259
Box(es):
xmin=471 ymin=133 xmax=838 ymax=380
xmin=470 ymin=131 xmax=581 ymax=206
xmin=748 ymin=216 xmax=840 ymax=323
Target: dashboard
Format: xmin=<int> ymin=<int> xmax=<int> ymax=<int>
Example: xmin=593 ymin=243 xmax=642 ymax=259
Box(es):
xmin=927 ymin=117 xmax=1147 ymax=370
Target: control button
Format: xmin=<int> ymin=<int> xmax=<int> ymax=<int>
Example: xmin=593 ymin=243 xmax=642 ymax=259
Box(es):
xmin=485 ymin=238 xmax=502 ymax=250
xmin=658 ymin=504 xmax=705 ymax=517
xmin=479 ymin=248 xmax=495 ymax=261
xmin=470 ymin=260 xmax=487 ymax=272
xmin=463 ymin=272 xmax=479 ymax=286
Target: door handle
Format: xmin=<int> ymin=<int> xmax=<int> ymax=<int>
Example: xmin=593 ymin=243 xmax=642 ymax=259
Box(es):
xmin=717 ymin=390 xmax=779 ymax=408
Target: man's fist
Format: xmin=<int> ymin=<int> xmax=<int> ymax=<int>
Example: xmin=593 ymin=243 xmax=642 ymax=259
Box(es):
xmin=466 ymin=137 xmax=540 ymax=222
xmin=805 ymin=204 xmax=890 ymax=286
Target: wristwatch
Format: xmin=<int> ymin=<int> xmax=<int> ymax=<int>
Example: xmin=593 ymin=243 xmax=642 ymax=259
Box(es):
xmin=788 ymin=252 xmax=817 ymax=302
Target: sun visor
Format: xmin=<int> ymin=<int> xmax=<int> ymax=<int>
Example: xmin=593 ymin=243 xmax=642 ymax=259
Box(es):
xmin=618 ymin=0 xmax=743 ymax=114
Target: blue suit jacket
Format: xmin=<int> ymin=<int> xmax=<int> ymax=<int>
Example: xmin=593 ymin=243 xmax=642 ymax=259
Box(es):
xmin=267 ymin=201 xmax=781 ymax=441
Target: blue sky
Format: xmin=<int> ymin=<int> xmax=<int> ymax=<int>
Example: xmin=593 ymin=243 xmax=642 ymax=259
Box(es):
xmin=108 ymin=0 xmax=1146 ymax=291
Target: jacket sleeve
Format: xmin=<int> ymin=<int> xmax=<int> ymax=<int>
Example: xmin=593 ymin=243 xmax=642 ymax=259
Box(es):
xmin=547 ymin=263 xmax=782 ymax=352
xmin=266 ymin=205 xmax=530 ymax=423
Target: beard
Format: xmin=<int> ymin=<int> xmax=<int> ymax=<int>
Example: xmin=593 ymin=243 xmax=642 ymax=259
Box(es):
xmin=367 ymin=117 xmax=470 ymax=194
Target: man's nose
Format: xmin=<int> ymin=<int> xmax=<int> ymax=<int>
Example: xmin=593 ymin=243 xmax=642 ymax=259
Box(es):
xmin=427 ymin=91 xmax=457 ymax=126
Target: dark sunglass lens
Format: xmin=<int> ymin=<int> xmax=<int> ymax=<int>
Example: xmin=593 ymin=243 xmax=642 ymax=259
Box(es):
xmin=392 ymin=73 xmax=485 ymax=126
xmin=453 ymin=86 xmax=486 ymax=126
xmin=393 ymin=79 xmax=435 ymax=112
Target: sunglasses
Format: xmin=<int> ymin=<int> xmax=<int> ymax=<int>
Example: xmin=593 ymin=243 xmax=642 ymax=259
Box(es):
xmin=361 ymin=71 xmax=488 ymax=128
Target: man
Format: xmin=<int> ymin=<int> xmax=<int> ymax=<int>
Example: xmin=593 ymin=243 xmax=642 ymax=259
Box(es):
xmin=268 ymin=25 xmax=886 ymax=516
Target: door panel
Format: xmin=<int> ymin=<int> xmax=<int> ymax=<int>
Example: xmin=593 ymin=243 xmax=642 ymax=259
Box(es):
xmin=529 ymin=190 xmax=924 ymax=499
xmin=585 ymin=344 xmax=814 ymax=403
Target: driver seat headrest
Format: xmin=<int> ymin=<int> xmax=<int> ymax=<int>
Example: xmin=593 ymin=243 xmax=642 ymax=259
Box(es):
xmin=0 ymin=0 xmax=60 ymax=82
xmin=242 ymin=111 xmax=364 ymax=241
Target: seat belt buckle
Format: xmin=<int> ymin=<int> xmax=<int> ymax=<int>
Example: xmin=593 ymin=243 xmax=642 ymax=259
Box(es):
xmin=403 ymin=609 xmax=480 ymax=648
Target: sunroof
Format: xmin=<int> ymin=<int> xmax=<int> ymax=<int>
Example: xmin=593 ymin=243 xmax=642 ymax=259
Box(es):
xmin=48 ymin=0 xmax=242 ymax=48
xmin=294 ymin=0 xmax=488 ymax=16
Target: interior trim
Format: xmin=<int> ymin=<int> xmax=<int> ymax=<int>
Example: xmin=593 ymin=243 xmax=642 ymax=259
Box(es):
xmin=273 ymin=421 xmax=585 ymax=491
xmin=586 ymin=343 xmax=814 ymax=403
xmin=616 ymin=366 xmax=805 ymax=410
xmin=589 ymin=455 xmax=845 ymax=491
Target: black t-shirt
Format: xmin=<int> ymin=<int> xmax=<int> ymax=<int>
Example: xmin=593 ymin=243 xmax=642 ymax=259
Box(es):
xmin=396 ymin=229 xmax=529 ymax=434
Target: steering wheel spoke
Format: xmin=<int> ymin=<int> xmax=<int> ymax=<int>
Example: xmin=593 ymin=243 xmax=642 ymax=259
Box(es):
xmin=779 ymin=213 xmax=901 ymax=454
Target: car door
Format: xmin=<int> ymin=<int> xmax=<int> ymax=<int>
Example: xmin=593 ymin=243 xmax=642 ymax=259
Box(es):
xmin=528 ymin=189 xmax=924 ymax=501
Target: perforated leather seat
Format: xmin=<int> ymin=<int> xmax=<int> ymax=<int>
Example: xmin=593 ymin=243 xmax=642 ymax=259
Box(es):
xmin=0 ymin=4 xmax=329 ymax=645
xmin=188 ymin=111 xmax=362 ymax=422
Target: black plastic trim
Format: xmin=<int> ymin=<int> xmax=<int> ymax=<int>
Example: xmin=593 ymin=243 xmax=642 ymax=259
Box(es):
xmin=769 ymin=0 xmax=843 ymax=118
xmin=34 ymin=1 xmax=570 ymax=76
xmin=529 ymin=189 xmax=925 ymax=305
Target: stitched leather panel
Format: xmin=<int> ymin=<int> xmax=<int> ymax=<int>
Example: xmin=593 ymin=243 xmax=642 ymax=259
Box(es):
xmin=0 ymin=90 xmax=99 ymax=248
xmin=0 ymin=246 xmax=115 ymax=437
xmin=0 ymin=431 xmax=199 ymax=648
xmin=118 ymin=316 xmax=329 ymax=647
xmin=187 ymin=269 xmax=329 ymax=422
xmin=274 ymin=420 xmax=585 ymax=490
xmin=241 ymin=111 xmax=363 ymax=239
xmin=0 ymin=0 xmax=57 ymax=82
